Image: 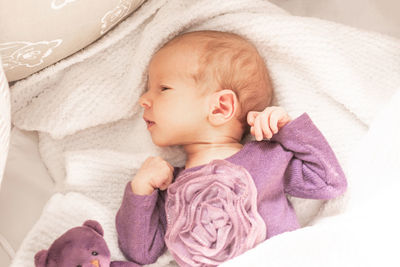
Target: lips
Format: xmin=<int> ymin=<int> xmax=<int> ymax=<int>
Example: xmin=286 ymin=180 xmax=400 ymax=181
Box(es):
xmin=143 ymin=116 xmax=155 ymax=128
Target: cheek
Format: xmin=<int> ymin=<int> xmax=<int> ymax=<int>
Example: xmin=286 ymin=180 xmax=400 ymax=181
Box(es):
xmin=156 ymin=97 xmax=205 ymax=128
xmin=179 ymin=100 xmax=205 ymax=120
xmin=157 ymin=108 xmax=184 ymax=125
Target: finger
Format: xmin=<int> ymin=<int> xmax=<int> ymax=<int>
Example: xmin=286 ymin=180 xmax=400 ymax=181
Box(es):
xmin=159 ymin=176 xmax=172 ymax=191
xmin=278 ymin=114 xmax=291 ymax=128
xmin=247 ymin=111 xmax=259 ymax=126
xmin=259 ymin=112 xmax=273 ymax=138
xmin=269 ymin=110 xmax=281 ymax=134
xmin=159 ymin=183 xmax=168 ymax=191
xmin=263 ymin=106 xmax=275 ymax=118
xmin=165 ymin=160 xmax=174 ymax=172
xmin=254 ymin=115 xmax=263 ymax=141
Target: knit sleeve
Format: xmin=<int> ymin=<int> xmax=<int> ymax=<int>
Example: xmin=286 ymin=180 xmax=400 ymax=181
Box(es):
xmin=270 ymin=113 xmax=347 ymax=199
xmin=115 ymin=182 xmax=167 ymax=265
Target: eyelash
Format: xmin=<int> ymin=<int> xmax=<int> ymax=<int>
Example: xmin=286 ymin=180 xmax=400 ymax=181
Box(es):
xmin=161 ymin=87 xmax=170 ymax=91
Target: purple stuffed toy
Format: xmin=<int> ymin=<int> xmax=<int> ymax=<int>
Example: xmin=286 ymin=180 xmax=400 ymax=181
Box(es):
xmin=34 ymin=220 xmax=140 ymax=267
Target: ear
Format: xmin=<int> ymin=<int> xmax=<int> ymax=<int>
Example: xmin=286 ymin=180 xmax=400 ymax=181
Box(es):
xmin=208 ymin=89 xmax=239 ymax=126
xmin=34 ymin=250 xmax=48 ymax=267
xmin=83 ymin=220 xmax=104 ymax=236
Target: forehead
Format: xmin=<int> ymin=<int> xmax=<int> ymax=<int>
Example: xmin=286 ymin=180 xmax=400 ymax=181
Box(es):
xmin=148 ymin=43 xmax=200 ymax=81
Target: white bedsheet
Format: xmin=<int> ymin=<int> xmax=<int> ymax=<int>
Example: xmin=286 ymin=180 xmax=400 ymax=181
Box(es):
xmin=0 ymin=1 xmax=400 ymax=266
xmin=0 ymin=128 xmax=53 ymax=253
xmin=0 ymin=59 xmax=10 ymax=191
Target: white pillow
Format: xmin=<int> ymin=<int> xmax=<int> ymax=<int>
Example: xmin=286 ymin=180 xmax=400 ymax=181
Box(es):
xmin=0 ymin=58 xmax=10 ymax=188
xmin=0 ymin=0 xmax=146 ymax=82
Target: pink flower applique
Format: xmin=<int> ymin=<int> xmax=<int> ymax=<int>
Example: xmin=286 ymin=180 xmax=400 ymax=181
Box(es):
xmin=165 ymin=159 xmax=266 ymax=266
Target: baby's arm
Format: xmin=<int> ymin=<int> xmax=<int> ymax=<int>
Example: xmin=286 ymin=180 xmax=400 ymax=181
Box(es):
xmin=248 ymin=107 xmax=347 ymax=199
xmin=270 ymin=113 xmax=347 ymax=199
xmin=115 ymin=157 xmax=174 ymax=265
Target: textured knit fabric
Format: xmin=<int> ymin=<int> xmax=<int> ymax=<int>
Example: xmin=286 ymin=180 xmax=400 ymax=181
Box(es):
xmin=115 ymin=113 xmax=347 ymax=265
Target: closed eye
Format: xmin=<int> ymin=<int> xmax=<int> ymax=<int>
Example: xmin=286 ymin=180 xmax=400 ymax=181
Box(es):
xmin=161 ymin=86 xmax=171 ymax=91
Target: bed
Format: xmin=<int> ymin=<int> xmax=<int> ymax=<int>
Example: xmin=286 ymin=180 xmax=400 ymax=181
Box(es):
xmin=1 ymin=0 xmax=400 ymax=266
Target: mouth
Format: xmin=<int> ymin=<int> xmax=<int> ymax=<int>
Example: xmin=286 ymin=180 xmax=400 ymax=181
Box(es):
xmin=143 ymin=117 xmax=155 ymax=129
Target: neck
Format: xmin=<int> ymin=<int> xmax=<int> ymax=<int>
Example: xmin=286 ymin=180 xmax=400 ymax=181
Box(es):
xmin=182 ymin=138 xmax=243 ymax=169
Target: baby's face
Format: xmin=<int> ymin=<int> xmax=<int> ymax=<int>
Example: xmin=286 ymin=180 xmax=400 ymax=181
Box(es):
xmin=140 ymin=44 xmax=209 ymax=147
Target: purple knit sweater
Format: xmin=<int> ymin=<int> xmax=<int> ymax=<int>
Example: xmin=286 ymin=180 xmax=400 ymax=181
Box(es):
xmin=115 ymin=113 xmax=347 ymax=265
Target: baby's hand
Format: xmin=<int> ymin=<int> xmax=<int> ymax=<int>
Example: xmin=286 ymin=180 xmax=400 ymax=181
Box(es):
xmin=247 ymin=106 xmax=291 ymax=141
xmin=131 ymin=156 xmax=174 ymax=195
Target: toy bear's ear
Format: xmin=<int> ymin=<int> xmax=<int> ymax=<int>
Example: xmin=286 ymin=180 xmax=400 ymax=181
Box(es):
xmin=34 ymin=249 xmax=48 ymax=267
xmin=83 ymin=220 xmax=104 ymax=236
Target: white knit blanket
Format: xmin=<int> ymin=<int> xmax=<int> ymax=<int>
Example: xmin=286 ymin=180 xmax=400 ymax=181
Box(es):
xmin=9 ymin=0 xmax=400 ymax=266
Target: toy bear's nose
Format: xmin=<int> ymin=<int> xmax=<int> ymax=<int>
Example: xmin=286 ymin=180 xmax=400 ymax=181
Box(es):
xmin=90 ymin=259 xmax=99 ymax=267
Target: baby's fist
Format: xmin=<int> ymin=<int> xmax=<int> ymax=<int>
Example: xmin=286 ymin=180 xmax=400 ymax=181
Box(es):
xmin=247 ymin=106 xmax=291 ymax=141
xmin=131 ymin=156 xmax=174 ymax=195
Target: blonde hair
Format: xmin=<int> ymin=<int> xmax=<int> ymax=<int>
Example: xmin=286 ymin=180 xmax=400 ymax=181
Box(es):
xmin=163 ymin=30 xmax=273 ymax=136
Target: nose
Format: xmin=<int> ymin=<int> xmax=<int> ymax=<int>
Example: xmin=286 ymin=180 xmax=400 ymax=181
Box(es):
xmin=90 ymin=259 xmax=99 ymax=267
xmin=139 ymin=93 xmax=152 ymax=109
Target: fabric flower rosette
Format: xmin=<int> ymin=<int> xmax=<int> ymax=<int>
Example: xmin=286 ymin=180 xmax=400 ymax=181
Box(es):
xmin=165 ymin=159 xmax=267 ymax=266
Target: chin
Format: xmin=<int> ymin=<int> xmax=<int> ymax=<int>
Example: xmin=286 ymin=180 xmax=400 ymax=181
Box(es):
xmin=152 ymin=138 xmax=172 ymax=147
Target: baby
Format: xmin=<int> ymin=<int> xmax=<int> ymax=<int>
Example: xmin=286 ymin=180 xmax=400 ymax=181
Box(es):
xmin=116 ymin=30 xmax=347 ymax=266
